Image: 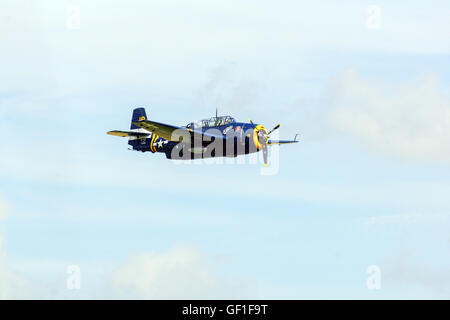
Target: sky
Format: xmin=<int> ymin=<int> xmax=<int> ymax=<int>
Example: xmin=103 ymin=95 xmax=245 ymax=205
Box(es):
xmin=0 ymin=0 xmax=449 ymax=299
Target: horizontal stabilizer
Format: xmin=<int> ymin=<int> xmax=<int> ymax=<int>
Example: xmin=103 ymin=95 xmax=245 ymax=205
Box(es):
xmin=107 ymin=130 xmax=150 ymax=138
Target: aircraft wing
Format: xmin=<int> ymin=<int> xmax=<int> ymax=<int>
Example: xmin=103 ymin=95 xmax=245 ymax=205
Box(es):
xmin=132 ymin=120 xmax=182 ymax=141
xmin=268 ymin=140 xmax=299 ymax=145
xmin=107 ymin=130 xmax=150 ymax=138
xmin=132 ymin=120 xmax=225 ymax=144
xmin=268 ymin=134 xmax=300 ymax=145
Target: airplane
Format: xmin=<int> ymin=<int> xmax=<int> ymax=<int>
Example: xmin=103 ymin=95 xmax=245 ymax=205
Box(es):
xmin=107 ymin=107 xmax=298 ymax=166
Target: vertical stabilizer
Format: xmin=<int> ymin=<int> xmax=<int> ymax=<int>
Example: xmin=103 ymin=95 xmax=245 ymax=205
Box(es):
xmin=130 ymin=107 xmax=148 ymax=130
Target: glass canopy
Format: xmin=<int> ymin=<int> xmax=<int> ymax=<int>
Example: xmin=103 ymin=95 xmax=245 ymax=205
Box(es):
xmin=186 ymin=116 xmax=236 ymax=129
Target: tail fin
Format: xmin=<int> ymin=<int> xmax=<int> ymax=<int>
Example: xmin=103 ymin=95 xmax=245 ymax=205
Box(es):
xmin=130 ymin=107 xmax=148 ymax=130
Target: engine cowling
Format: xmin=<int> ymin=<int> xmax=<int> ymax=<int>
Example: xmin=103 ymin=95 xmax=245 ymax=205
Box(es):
xmin=253 ymin=125 xmax=268 ymax=150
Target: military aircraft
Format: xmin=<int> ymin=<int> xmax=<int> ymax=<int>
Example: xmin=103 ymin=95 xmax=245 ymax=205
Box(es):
xmin=107 ymin=107 xmax=298 ymax=166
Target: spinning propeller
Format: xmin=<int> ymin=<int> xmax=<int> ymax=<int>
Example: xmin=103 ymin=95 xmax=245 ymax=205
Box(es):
xmin=255 ymin=123 xmax=281 ymax=166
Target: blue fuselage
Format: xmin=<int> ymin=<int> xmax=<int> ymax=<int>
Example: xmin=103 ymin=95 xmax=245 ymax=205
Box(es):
xmin=128 ymin=122 xmax=262 ymax=160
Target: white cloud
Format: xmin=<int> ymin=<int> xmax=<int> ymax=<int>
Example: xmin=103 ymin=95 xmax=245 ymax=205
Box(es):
xmin=111 ymin=246 xmax=252 ymax=299
xmin=0 ymin=241 xmax=30 ymax=299
xmin=327 ymin=69 xmax=450 ymax=163
xmin=0 ymin=196 xmax=31 ymax=299
xmin=384 ymin=251 xmax=450 ymax=297
xmin=1 ymin=0 xmax=449 ymax=109
xmin=4 ymin=247 xmax=254 ymax=299
xmin=382 ymin=231 xmax=450 ymax=298
xmin=358 ymin=211 xmax=450 ymax=298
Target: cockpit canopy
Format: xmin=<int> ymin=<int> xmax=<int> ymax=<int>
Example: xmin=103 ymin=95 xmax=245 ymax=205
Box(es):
xmin=186 ymin=116 xmax=236 ymax=129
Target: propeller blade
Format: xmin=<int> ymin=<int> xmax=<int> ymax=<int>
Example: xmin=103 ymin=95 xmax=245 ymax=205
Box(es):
xmin=249 ymin=119 xmax=254 ymax=125
xmin=256 ymin=126 xmax=269 ymax=166
xmin=262 ymin=144 xmax=268 ymax=166
xmin=267 ymin=124 xmax=281 ymax=135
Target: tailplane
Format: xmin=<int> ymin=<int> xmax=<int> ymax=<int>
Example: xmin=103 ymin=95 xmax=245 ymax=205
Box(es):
xmin=107 ymin=107 xmax=152 ymax=152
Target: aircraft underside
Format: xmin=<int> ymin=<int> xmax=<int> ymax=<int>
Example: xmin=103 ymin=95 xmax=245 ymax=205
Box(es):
xmin=129 ymin=136 xmax=260 ymax=160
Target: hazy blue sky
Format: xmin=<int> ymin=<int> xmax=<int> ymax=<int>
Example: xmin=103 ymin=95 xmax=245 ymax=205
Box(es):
xmin=0 ymin=0 xmax=449 ymax=299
